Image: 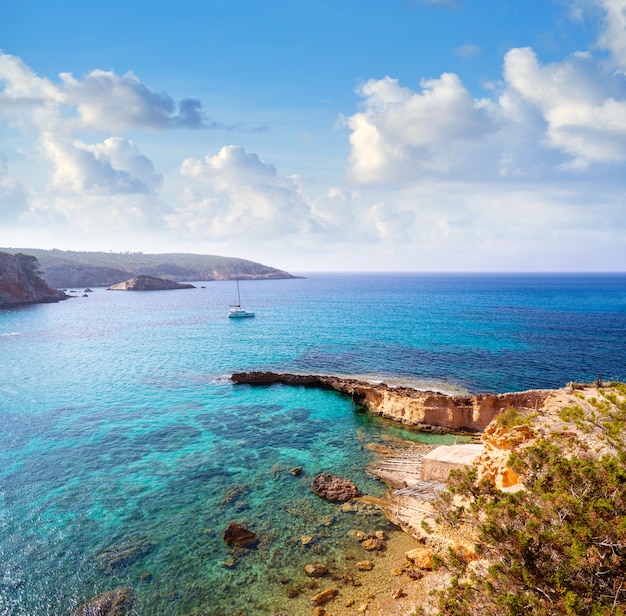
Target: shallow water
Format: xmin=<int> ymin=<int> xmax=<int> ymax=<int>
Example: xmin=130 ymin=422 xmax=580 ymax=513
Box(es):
xmin=1 ymin=273 xmax=625 ymax=614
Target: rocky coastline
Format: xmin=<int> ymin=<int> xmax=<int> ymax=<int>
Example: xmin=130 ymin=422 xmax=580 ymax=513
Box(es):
xmin=231 ymin=371 xmax=551 ymax=432
xmin=0 ymin=251 xmax=68 ymax=308
xmin=229 ymin=371 xmax=624 ymax=615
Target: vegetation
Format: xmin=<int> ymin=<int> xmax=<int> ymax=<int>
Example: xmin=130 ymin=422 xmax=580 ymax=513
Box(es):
xmin=0 ymin=248 xmax=297 ymax=287
xmin=430 ymin=384 xmax=626 ymax=616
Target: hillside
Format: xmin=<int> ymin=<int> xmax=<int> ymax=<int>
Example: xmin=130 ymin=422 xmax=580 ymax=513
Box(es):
xmin=0 ymin=248 xmax=299 ymax=288
xmin=0 ymin=252 xmax=68 ymax=307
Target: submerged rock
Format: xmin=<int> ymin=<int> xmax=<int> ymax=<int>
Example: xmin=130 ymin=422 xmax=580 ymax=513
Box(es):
xmin=303 ymin=562 xmax=329 ymax=577
xmin=311 ymin=473 xmax=361 ymax=502
xmin=75 ymin=586 xmax=134 ymax=616
xmin=95 ymin=536 xmax=152 ymax=573
xmin=223 ymin=521 xmax=257 ymax=546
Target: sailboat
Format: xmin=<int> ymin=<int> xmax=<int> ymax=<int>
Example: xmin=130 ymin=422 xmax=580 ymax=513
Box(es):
xmin=228 ymin=275 xmax=255 ymax=318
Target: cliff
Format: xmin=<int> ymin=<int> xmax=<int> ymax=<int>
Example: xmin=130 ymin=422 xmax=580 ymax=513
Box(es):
xmin=0 ymin=251 xmax=68 ymax=308
xmin=107 ymin=275 xmax=195 ymax=291
xmin=231 ymin=372 xmax=550 ymax=432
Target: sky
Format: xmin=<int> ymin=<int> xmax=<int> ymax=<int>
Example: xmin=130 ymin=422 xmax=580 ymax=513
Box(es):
xmin=1 ymin=0 xmax=625 ymax=272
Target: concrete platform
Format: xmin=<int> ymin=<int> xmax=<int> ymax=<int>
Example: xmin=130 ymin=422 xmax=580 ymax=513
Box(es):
xmin=420 ymin=444 xmax=484 ymax=482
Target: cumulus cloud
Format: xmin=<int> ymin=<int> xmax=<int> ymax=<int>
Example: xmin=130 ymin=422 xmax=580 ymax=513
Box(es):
xmin=346 ymin=9 xmax=626 ymax=185
xmin=598 ymin=0 xmax=626 ymax=69
xmin=59 ymin=69 xmax=205 ymax=131
xmin=169 ymin=145 xmax=320 ymax=239
xmin=41 ymin=135 xmax=162 ymax=195
xmin=346 ymin=74 xmax=496 ymax=183
xmin=23 ymin=135 xmax=169 ymax=232
xmin=0 ymin=51 xmax=208 ymax=133
xmin=503 ymin=46 xmax=626 ymax=169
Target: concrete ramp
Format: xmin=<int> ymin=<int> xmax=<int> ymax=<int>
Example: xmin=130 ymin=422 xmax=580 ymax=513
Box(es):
xmin=421 ymin=444 xmax=484 ymax=482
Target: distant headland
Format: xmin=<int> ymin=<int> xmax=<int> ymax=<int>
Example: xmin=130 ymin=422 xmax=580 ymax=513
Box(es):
xmin=0 ymin=251 xmax=69 ymax=308
xmin=0 ymin=248 xmax=300 ymax=288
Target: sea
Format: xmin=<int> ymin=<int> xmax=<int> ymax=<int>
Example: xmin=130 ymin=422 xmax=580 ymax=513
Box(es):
xmin=1 ymin=272 xmax=625 ymax=615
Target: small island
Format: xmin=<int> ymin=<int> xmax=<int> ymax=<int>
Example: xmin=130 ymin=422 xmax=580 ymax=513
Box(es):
xmin=107 ymin=275 xmax=195 ymax=291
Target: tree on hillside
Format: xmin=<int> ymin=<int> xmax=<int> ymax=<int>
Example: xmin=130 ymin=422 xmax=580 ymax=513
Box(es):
xmin=430 ymin=391 xmax=626 ymax=616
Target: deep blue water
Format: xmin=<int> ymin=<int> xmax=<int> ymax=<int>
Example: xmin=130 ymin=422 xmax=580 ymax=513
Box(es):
xmin=0 ymin=273 xmax=625 ymax=615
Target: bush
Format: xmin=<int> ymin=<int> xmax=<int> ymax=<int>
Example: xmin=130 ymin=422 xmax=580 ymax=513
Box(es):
xmin=434 ymin=440 xmax=626 ymax=615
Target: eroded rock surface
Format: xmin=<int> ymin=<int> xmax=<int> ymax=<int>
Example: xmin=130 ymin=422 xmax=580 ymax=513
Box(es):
xmin=231 ymin=372 xmax=550 ymax=432
xmin=75 ymin=587 xmax=134 ymax=616
xmin=311 ymin=473 xmax=361 ymax=502
xmin=223 ymin=521 xmax=257 ymax=546
xmin=0 ymin=251 xmax=68 ymax=307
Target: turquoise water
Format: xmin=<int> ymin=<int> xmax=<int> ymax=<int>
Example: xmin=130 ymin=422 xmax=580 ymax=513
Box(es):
xmin=1 ymin=273 xmax=625 ymax=614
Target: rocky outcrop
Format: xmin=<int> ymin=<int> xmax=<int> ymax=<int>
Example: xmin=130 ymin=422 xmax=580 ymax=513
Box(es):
xmin=0 ymin=251 xmax=68 ymax=307
xmin=311 ymin=473 xmax=362 ymax=502
xmin=231 ymin=372 xmax=551 ymax=432
xmin=75 ymin=587 xmax=134 ymax=616
xmin=107 ymin=275 xmax=195 ymax=291
xmin=223 ymin=521 xmax=257 ymax=546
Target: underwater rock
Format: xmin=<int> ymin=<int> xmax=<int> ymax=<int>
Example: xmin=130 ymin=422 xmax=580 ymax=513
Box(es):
xmin=301 ymin=534 xmax=315 ymax=546
xmin=311 ymin=473 xmax=361 ymax=502
xmin=289 ymin=466 xmax=303 ymax=476
xmin=304 ymin=562 xmax=329 ymax=577
xmin=223 ymin=521 xmax=257 ymax=546
xmin=361 ymin=535 xmax=385 ymax=551
xmin=75 ymin=586 xmax=134 ymax=615
xmin=95 ymin=536 xmax=152 ymax=573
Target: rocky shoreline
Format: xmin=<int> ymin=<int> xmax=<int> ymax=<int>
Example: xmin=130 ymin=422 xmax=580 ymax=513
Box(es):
xmin=231 ymin=371 xmax=551 ymax=432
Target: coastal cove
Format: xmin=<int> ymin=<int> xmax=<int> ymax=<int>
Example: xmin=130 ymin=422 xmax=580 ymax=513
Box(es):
xmin=1 ymin=273 xmax=625 ymax=615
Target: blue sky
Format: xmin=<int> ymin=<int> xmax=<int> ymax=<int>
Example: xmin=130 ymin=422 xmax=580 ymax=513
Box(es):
xmin=1 ymin=0 xmax=625 ymax=271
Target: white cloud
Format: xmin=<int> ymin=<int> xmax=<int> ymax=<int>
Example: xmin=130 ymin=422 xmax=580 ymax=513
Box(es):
xmin=0 ymin=51 xmax=207 ymax=134
xmin=503 ymin=46 xmax=626 ymax=168
xmin=597 ymin=0 xmax=626 ymax=69
xmin=346 ymin=74 xmax=497 ymax=183
xmin=59 ymin=69 xmax=205 ymax=132
xmin=169 ymin=145 xmax=320 ymax=240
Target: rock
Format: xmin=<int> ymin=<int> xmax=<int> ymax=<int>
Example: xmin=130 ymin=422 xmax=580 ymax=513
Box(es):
xmin=75 ymin=586 xmax=134 ymax=616
xmin=95 ymin=536 xmax=152 ymax=573
xmin=312 ymin=608 xmax=326 ymax=616
xmin=361 ymin=537 xmax=385 ymax=551
xmin=301 ymin=535 xmax=315 ymax=546
xmin=139 ymin=570 xmax=153 ymax=583
xmin=392 ymin=588 xmax=406 ymax=599
xmin=356 ymin=560 xmax=374 ymax=571
xmin=374 ymin=530 xmax=386 ymax=540
xmin=107 ymin=275 xmax=195 ymax=291
xmin=404 ymin=568 xmax=423 ymax=580
xmin=0 ymin=252 xmax=68 ymax=307
xmin=311 ymin=474 xmax=361 ymax=502
xmin=405 ymin=547 xmax=433 ymax=569
xmin=223 ymin=522 xmax=257 ymax=546
xmin=310 ymin=588 xmax=338 ymax=606
xmin=304 ymin=562 xmax=329 ymax=577
xmin=289 ymin=466 xmax=303 ymax=475
xmin=349 ymin=530 xmax=366 ymax=541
